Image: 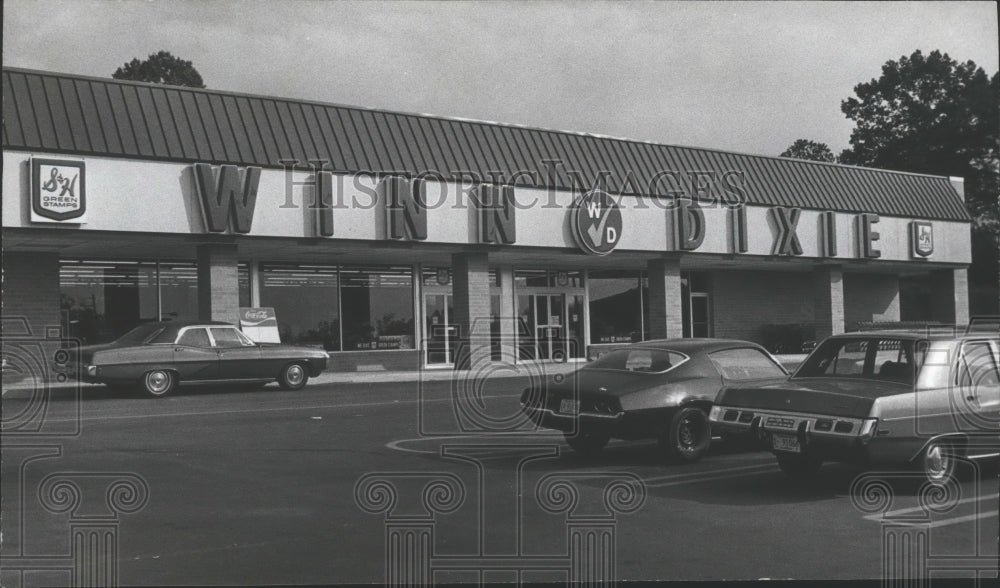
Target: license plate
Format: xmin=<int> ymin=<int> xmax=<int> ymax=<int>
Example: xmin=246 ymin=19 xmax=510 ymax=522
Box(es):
xmin=772 ymin=434 xmax=801 ymax=453
xmin=559 ymin=399 xmax=579 ymax=415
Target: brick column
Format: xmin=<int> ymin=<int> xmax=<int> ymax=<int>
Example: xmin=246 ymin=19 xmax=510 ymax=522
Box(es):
xmin=196 ymin=244 xmax=239 ymax=324
xmin=497 ymin=266 xmax=516 ymax=361
xmin=451 ymin=252 xmax=491 ymax=370
xmin=929 ymin=268 xmax=970 ymax=326
xmin=813 ymin=266 xmax=845 ymax=340
xmin=646 ymin=258 xmax=683 ymax=339
xmin=1 ymin=252 xmax=61 ymax=338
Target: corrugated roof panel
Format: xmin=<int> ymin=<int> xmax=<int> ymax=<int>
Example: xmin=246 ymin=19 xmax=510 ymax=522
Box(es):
xmin=75 ymin=81 xmax=108 ymax=153
xmin=163 ymin=89 xmax=196 ymax=158
xmin=134 ymin=86 xmax=169 ymax=157
xmin=376 ymin=112 xmax=421 ymax=175
xmin=179 ymin=92 xmax=212 ymax=161
xmin=271 ymin=100 xmax=306 ymax=163
xmin=219 ymin=95 xmax=253 ymax=163
xmin=413 ymin=115 xmax=453 ymax=176
xmin=308 ymin=104 xmax=345 ymax=170
xmin=102 ymin=83 xmax=138 ymax=155
xmin=233 ymin=97 xmax=267 ymax=164
xmin=357 ymin=110 xmax=397 ymax=172
xmin=57 ymin=78 xmax=91 ymax=152
xmin=149 ymin=87 xmax=182 ymax=158
xmin=41 ymin=76 xmax=76 ymax=151
xmin=345 ymin=109 xmax=382 ymax=171
xmin=27 ymin=75 xmax=58 ymax=150
xmin=190 ymin=92 xmax=224 ymax=161
xmin=1 ymin=68 xmax=970 ymax=222
xmin=122 ymin=85 xmax=159 ymax=157
xmin=4 ymin=73 xmax=27 ymax=147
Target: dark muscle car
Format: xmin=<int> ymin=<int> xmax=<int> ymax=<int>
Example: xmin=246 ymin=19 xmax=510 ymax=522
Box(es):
xmin=520 ymin=339 xmax=789 ymax=462
xmin=710 ymin=332 xmax=1000 ymax=484
xmin=68 ymin=321 xmax=329 ymax=397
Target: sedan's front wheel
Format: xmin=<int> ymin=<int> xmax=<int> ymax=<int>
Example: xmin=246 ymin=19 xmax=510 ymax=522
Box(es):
xmin=278 ymin=363 xmax=309 ymax=390
xmin=141 ymin=370 xmax=177 ymax=398
xmin=564 ymin=430 xmax=610 ymax=457
xmin=660 ymin=407 xmax=711 ymax=463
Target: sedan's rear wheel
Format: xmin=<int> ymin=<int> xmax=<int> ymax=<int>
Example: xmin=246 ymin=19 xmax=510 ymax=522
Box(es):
xmin=141 ymin=370 xmax=176 ymax=398
xmin=922 ymin=441 xmax=958 ymax=486
xmin=278 ymin=363 xmax=308 ymax=390
xmin=564 ymin=430 xmax=610 ymax=457
xmin=775 ymin=452 xmax=823 ymax=478
xmin=660 ymin=407 xmax=711 ymax=463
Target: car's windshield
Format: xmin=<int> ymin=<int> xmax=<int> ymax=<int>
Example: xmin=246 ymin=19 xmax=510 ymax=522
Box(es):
xmin=794 ymin=337 xmax=926 ymax=384
xmin=585 ymin=348 xmax=687 ymax=373
xmin=113 ymin=323 xmax=166 ymax=346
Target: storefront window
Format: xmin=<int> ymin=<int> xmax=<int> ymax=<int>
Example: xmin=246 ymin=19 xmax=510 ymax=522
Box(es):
xmin=259 ymin=264 xmax=341 ymax=351
xmin=340 ymin=266 xmax=414 ymax=350
xmin=589 ymin=270 xmax=644 ymax=344
xmin=513 ymin=270 xmax=583 ymax=288
xmin=59 ymin=260 xmax=195 ymax=345
xmin=158 ymin=262 xmax=198 ymax=323
xmin=238 ymin=263 xmax=251 ymax=308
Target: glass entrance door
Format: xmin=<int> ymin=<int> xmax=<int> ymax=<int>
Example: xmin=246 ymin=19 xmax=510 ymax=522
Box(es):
xmin=424 ymin=294 xmax=456 ymax=365
xmin=517 ymin=293 xmax=571 ymax=361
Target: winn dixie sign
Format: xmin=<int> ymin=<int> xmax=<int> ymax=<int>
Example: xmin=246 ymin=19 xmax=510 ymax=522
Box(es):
xmin=187 ymin=166 xmax=932 ymax=260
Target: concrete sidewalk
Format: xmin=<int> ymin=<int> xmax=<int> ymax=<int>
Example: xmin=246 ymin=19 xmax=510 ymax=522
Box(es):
xmin=3 ymin=356 xmax=805 ymax=394
xmin=2 ymin=360 xmax=583 ymax=393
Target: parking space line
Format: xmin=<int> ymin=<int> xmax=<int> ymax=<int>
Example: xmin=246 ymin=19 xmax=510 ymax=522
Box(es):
xmin=862 ymin=492 xmax=1000 ymax=528
xmin=31 ymin=393 xmax=518 ymax=424
xmin=868 ymin=510 xmax=999 ymax=529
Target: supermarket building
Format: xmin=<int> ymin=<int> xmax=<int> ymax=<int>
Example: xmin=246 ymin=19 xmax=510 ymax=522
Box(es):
xmin=1 ymin=68 xmax=972 ymax=371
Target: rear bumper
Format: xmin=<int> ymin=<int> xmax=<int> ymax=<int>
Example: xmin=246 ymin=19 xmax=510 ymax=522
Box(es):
xmin=710 ymin=404 xmax=879 ymax=462
xmin=522 ymin=405 xmax=624 ymax=434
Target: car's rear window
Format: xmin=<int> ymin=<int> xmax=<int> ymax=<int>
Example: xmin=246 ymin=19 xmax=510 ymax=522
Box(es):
xmin=114 ymin=323 xmax=167 ymax=345
xmin=795 ymin=337 xmax=925 ymax=383
xmin=586 ymin=348 xmax=687 ymax=373
xmin=709 ymin=347 xmax=787 ymax=380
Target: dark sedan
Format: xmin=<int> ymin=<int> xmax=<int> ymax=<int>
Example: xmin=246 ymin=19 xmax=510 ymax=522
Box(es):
xmin=69 ymin=321 xmax=329 ymax=397
xmin=520 ymin=339 xmax=789 ymax=462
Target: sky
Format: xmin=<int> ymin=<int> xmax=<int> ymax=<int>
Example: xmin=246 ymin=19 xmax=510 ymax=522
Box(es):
xmin=3 ymin=1 xmax=998 ymax=158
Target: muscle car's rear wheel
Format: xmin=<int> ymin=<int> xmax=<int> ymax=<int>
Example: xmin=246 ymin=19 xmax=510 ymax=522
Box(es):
xmin=564 ymin=430 xmax=610 ymax=456
xmin=922 ymin=441 xmax=958 ymax=485
xmin=775 ymin=452 xmax=823 ymax=478
xmin=660 ymin=407 xmax=712 ymax=463
xmin=278 ymin=363 xmax=308 ymax=390
xmin=141 ymin=370 xmax=177 ymax=398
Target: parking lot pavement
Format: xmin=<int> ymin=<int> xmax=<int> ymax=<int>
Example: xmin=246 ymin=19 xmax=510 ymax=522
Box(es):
xmin=3 ymin=377 xmax=996 ymax=585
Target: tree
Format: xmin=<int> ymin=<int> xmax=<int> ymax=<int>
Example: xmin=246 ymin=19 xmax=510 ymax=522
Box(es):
xmin=780 ymin=139 xmax=837 ymax=162
xmin=838 ymin=50 xmax=999 ymax=315
xmin=839 ymin=50 xmax=998 ymax=229
xmin=112 ymin=51 xmax=205 ymax=88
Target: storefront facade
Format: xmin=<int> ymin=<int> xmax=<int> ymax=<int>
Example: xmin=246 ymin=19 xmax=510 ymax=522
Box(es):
xmin=2 ymin=68 xmax=973 ymax=371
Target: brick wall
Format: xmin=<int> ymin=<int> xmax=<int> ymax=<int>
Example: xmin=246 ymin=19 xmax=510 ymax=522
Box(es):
xmin=710 ymin=269 xmax=815 ymax=343
xmin=451 ymin=252 xmax=492 ymax=369
xmin=647 ymin=259 xmax=683 ymax=339
xmin=2 ymin=251 xmax=61 ymax=337
xmin=844 ymin=273 xmax=900 ymax=328
xmin=196 ymin=244 xmax=238 ymax=324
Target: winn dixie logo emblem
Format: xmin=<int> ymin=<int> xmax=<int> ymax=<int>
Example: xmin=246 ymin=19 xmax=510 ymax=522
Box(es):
xmin=194 ymin=164 xmax=261 ymax=234
xmin=570 ymin=189 xmax=622 ymax=255
xmin=31 ymin=158 xmax=86 ymax=223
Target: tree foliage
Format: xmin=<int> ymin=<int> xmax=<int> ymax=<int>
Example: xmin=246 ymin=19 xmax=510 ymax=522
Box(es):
xmin=839 ymin=50 xmax=998 ymax=230
xmin=780 ymin=139 xmax=837 ymax=163
xmin=112 ymin=51 xmax=205 ymax=88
